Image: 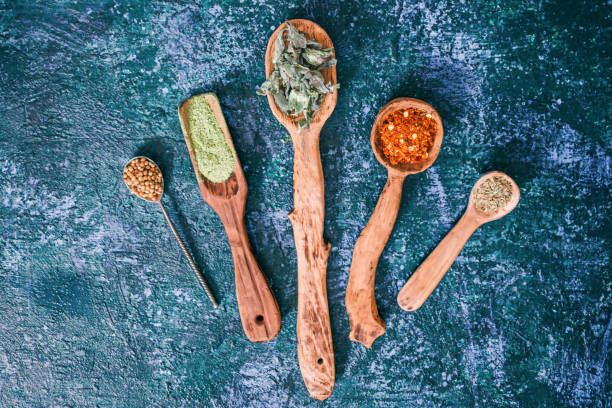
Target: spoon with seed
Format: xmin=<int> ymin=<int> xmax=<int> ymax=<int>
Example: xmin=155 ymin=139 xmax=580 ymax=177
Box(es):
xmin=123 ymin=156 xmax=218 ymax=308
xmin=345 ymin=97 xmax=444 ymax=348
xmin=397 ymin=171 xmax=520 ymax=311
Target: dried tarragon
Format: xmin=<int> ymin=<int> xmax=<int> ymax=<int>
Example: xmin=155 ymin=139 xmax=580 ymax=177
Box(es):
xmin=257 ymin=22 xmax=339 ymax=131
xmin=474 ymin=176 xmax=513 ymax=215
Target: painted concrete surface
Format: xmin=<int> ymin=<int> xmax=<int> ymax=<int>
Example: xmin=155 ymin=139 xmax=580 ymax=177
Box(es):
xmin=0 ymin=1 xmax=610 ymax=406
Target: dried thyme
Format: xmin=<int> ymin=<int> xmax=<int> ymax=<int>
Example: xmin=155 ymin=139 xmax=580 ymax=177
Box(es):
xmin=474 ymin=176 xmax=513 ymax=215
xmin=257 ymin=22 xmax=339 ymax=131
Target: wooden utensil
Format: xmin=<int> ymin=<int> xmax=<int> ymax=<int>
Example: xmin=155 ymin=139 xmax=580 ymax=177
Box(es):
xmin=264 ymin=20 xmax=337 ymax=400
xmin=345 ymin=98 xmax=443 ymax=348
xmin=397 ymin=171 xmax=520 ymax=311
xmin=178 ymin=93 xmax=281 ymax=343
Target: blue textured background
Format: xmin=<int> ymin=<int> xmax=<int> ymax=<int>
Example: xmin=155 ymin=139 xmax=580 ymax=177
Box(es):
xmin=0 ymin=1 xmax=610 ymax=407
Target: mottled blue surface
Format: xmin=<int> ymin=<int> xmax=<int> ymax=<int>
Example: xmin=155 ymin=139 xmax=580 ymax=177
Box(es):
xmin=0 ymin=1 xmax=610 ymax=407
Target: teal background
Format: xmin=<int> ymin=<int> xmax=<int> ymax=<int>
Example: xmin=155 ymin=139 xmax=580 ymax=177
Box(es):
xmin=0 ymin=1 xmax=610 ymax=406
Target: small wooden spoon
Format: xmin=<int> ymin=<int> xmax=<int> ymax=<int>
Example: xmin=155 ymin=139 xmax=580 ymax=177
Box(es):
xmin=264 ymin=19 xmax=337 ymax=400
xmin=178 ymin=93 xmax=281 ymax=343
xmin=345 ymin=98 xmax=443 ymax=348
xmin=397 ymin=171 xmax=520 ymax=311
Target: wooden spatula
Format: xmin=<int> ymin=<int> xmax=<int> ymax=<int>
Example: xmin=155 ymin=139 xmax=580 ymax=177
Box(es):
xmin=178 ymin=93 xmax=281 ymax=343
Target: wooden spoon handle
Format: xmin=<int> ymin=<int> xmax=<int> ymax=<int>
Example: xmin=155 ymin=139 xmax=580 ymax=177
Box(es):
xmin=397 ymin=212 xmax=480 ymax=311
xmin=221 ymin=201 xmax=281 ymax=343
xmin=289 ymin=129 xmax=334 ymax=401
xmin=345 ymin=172 xmax=405 ymax=348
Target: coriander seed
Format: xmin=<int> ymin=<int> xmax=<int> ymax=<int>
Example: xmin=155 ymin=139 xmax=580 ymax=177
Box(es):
xmin=123 ymin=157 xmax=163 ymax=202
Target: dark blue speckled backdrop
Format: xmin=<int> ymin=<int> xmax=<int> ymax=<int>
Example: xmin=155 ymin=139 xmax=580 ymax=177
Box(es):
xmin=0 ymin=1 xmax=610 ymax=407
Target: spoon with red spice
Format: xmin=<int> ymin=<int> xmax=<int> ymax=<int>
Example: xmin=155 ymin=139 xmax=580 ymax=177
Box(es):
xmin=345 ymin=97 xmax=443 ymax=348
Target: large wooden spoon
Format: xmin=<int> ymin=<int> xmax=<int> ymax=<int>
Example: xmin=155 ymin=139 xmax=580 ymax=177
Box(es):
xmin=264 ymin=19 xmax=337 ymax=400
xmin=397 ymin=171 xmax=520 ymax=311
xmin=178 ymin=93 xmax=281 ymax=343
xmin=345 ymin=98 xmax=443 ymax=348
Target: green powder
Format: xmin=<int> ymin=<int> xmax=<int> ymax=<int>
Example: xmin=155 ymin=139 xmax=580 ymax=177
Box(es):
xmin=187 ymin=94 xmax=235 ymax=183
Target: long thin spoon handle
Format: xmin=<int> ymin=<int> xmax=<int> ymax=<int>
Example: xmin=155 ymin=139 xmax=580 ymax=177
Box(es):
xmin=290 ymin=128 xmax=334 ymax=401
xmin=397 ymin=211 xmax=480 ymax=311
xmin=345 ymin=171 xmax=405 ymax=348
xmin=158 ymin=201 xmax=219 ymax=308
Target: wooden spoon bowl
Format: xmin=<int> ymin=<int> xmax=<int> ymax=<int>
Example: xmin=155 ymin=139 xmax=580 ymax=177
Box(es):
xmin=345 ymin=97 xmax=443 ymax=348
xmin=264 ymin=19 xmax=337 ymax=401
xmin=468 ymin=171 xmax=520 ymax=222
xmin=397 ymin=171 xmax=520 ymax=311
xmin=265 ymin=19 xmax=337 ymax=133
xmin=371 ymin=98 xmax=443 ymax=175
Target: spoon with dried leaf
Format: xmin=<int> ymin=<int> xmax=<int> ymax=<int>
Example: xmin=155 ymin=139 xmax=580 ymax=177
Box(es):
xmin=262 ymin=19 xmax=337 ymax=401
xmin=397 ymin=171 xmax=520 ymax=311
xmin=123 ymin=156 xmax=218 ymax=307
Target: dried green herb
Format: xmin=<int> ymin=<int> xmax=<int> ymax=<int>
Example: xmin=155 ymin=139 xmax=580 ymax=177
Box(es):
xmin=185 ymin=94 xmax=235 ymax=183
xmin=257 ymin=22 xmax=339 ymax=131
xmin=474 ymin=176 xmax=513 ymax=215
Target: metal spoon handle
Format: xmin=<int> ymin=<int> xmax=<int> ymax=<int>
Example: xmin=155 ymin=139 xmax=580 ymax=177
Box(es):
xmin=158 ymin=201 xmax=219 ymax=308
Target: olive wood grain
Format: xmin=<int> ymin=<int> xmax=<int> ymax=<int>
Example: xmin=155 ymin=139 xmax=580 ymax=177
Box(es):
xmin=264 ymin=19 xmax=337 ymax=401
xmin=345 ymin=98 xmax=443 ymax=348
xmin=345 ymin=171 xmax=404 ymax=348
xmin=178 ymin=93 xmax=281 ymax=343
xmin=397 ymin=171 xmax=520 ymax=311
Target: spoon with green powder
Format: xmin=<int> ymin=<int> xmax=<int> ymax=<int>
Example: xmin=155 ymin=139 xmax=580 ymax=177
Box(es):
xmin=178 ymin=93 xmax=281 ymax=343
xmin=397 ymin=171 xmax=520 ymax=311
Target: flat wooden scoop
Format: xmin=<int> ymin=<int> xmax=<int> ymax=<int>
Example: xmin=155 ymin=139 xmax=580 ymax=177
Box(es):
xmin=264 ymin=20 xmax=337 ymax=400
xmin=345 ymin=98 xmax=443 ymax=348
xmin=178 ymin=93 xmax=281 ymax=343
xmin=397 ymin=171 xmax=520 ymax=311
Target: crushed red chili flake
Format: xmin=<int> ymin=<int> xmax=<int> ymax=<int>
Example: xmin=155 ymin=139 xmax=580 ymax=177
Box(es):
xmin=378 ymin=108 xmax=437 ymax=165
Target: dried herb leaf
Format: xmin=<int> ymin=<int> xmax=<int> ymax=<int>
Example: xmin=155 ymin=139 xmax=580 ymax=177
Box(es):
xmin=302 ymin=47 xmax=334 ymax=67
xmin=258 ymin=21 xmax=339 ymax=131
xmin=273 ymin=92 xmax=289 ymax=112
xmin=273 ymin=29 xmax=286 ymax=62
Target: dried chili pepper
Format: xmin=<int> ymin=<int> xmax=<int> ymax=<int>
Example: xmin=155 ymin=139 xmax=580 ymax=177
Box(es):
xmin=378 ymin=108 xmax=437 ymax=165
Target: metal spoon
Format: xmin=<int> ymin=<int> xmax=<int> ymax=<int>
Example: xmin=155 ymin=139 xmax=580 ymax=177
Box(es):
xmin=345 ymin=97 xmax=444 ymax=348
xmin=397 ymin=171 xmax=520 ymax=311
xmin=123 ymin=156 xmax=218 ymax=308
